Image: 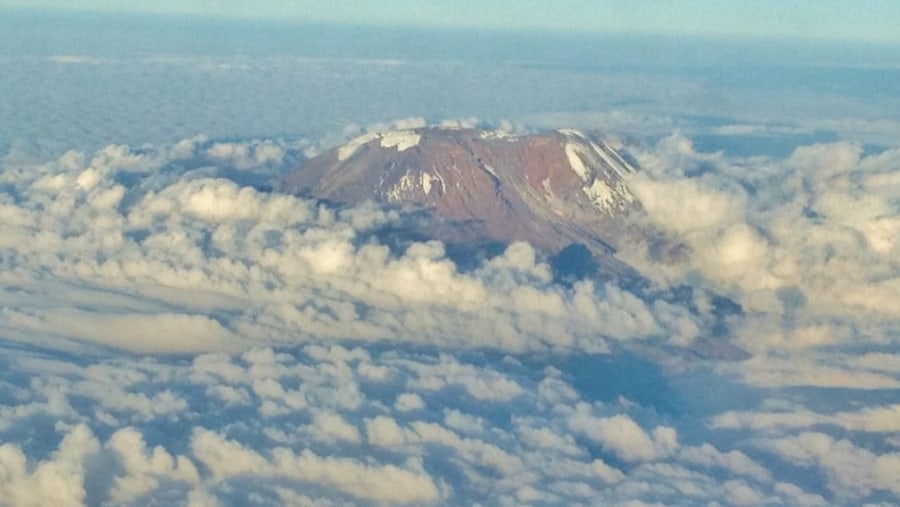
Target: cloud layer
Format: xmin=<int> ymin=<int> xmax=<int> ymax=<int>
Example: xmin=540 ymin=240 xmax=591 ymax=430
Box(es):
xmin=2 ymin=16 xmax=900 ymax=504
xmin=0 ymin=341 xmax=868 ymax=506
xmin=0 ymin=138 xmax=686 ymax=356
xmin=0 ymin=132 xmax=898 ymax=505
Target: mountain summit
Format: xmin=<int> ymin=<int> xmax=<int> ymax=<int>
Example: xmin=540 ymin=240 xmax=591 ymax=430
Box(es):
xmin=281 ymin=127 xmax=650 ymax=280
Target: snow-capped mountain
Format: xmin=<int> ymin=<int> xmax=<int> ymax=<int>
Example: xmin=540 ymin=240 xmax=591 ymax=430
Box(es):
xmin=282 ymin=127 xmax=653 ymax=279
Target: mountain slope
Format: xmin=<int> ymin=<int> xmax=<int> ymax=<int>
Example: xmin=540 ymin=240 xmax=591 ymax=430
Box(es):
xmin=282 ymin=127 xmax=651 ymax=279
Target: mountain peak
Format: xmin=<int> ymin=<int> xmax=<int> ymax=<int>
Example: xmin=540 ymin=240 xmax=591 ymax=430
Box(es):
xmin=282 ymin=127 xmax=646 ymax=279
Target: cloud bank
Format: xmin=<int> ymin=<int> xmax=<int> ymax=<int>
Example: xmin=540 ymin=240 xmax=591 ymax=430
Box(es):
xmin=1 ymin=342 xmax=867 ymax=506
xmin=0 ymin=138 xmax=685 ymax=356
xmin=0 ymin=132 xmax=898 ymax=505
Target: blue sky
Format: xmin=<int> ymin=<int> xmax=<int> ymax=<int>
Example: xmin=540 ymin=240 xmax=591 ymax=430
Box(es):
xmin=3 ymin=0 xmax=900 ymax=42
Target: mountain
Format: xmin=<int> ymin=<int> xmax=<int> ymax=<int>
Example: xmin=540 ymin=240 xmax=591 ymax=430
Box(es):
xmin=281 ymin=127 xmax=654 ymax=281
xmin=280 ymin=126 xmax=747 ymax=360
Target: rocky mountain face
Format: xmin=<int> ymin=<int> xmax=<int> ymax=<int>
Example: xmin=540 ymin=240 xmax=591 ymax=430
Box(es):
xmin=281 ymin=127 xmax=651 ymax=281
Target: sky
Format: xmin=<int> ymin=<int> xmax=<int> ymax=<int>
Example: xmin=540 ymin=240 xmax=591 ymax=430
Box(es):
xmin=1 ymin=2 xmax=900 ymax=506
xmin=3 ymin=0 xmax=900 ymax=42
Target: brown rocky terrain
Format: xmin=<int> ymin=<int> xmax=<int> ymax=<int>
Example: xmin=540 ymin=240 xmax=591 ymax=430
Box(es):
xmin=281 ymin=127 xmax=651 ymax=281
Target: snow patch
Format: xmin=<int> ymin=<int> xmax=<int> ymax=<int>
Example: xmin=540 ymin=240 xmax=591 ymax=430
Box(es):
xmin=583 ymin=180 xmax=617 ymax=213
xmin=338 ymin=132 xmax=379 ymax=161
xmin=483 ymin=164 xmax=499 ymax=180
xmin=565 ymin=143 xmax=590 ymax=181
xmin=386 ymin=169 xmax=421 ymax=201
xmin=563 ymin=135 xmax=639 ymax=214
xmin=557 ymin=128 xmax=586 ymax=139
xmin=420 ymin=172 xmax=445 ymax=196
xmin=583 ymin=178 xmax=636 ymax=215
xmin=561 ymin=129 xmax=636 ymax=178
xmin=563 ymin=134 xmax=639 ymax=213
xmin=480 ymin=130 xmax=518 ymax=141
xmin=432 ymin=168 xmax=447 ymax=195
xmin=380 ymin=130 xmax=421 ymax=152
xmin=338 ymin=130 xmax=421 ymax=161
xmin=590 ymin=140 xmax=636 ymax=176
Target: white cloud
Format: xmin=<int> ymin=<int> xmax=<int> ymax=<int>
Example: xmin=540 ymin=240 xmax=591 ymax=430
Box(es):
xmin=721 ymin=479 xmax=765 ymax=506
xmin=773 ymin=482 xmax=827 ymax=507
xmin=678 ymin=444 xmax=771 ymax=483
xmin=307 ymin=412 xmax=362 ymax=444
xmin=0 ymin=140 xmax=681 ymax=357
xmin=206 ymin=140 xmax=286 ymax=169
xmin=104 ymin=427 xmax=200 ymax=502
xmin=712 ymin=403 xmax=900 ymax=433
xmin=629 ymin=176 xmax=746 ymax=236
xmin=394 ymin=392 xmax=425 ymax=412
xmin=0 ymin=424 xmax=98 ymax=507
xmin=569 ymin=405 xmax=678 ymax=463
xmin=191 ymin=428 xmax=442 ymax=504
xmin=16 ymin=310 xmax=247 ymax=354
xmin=0 ymin=337 xmax=895 ymax=505
xmin=406 ymin=356 xmax=526 ymax=402
xmin=767 ymin=432 xmax=900 ymax=499
xmin=365 ymin=416 xmax=411 ymax=448
xmin=720 ymin=355 xmax=900 ymax=390
xmin=443 ymin=409 xmax=485 ymax=435
xmin=619 ymin=134 xmax=900 ymax=369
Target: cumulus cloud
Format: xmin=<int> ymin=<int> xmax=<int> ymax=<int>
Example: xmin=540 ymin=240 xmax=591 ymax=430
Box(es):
xmin=206 ymin=140 xmax=286 ymax=169
xmin=192 ymin=428 xmax=442 ymax=504
xmin=0 ymin=424 xmax=98 ymax=507
xmin=0 ymin=331 xmax=895 ymax=505
xmin=0 ymin=342 xmax=808 ymax=505
xmin=620 ymin=134 xmax=900 ymax=369
xmin=569 ymin=405 xmax=678 ymax=463
xmin=0 ymin=140 xmax=683 ymax=356
xmin=636 ymin=136 xmax=896 ymax=288
xmin=1 ymin=126 xmax=899 ymax=504
xmin=712 ymin=403 xmax=900 ymax=433
xmin=767 ymin=432 xmax=900 ymax=499
xmin=717 ymin=354 xmax=900 ymax=390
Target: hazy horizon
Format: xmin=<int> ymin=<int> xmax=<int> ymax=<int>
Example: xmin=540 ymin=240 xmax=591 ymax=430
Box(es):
xmin=6 ymin=0 xmax=900 ymax=43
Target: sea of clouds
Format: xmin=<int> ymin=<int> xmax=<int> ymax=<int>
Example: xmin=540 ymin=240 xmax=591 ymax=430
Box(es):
xmin=1 ymin=125 xmax=898 ymax=505
xmin=2 ymin=17 xmax=900 ymax=505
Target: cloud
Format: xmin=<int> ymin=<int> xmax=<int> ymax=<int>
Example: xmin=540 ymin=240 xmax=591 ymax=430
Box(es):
xmin=712 ymin=403 xmax=900 ymax=433
xmin=767 ymin=432 xmax=900 ymax=499
xmin=0 ymin=337 xmax=895 ymax=505
xmin=678 ymin=444 xmax=771 ymax=483
xmin=14 ymin=310 xmax=247 ymax=354
xmin=104 ymin=427 xmax=200 ymax=502
xmin=621 ymin=134 xmax=900 ymax=361
xmin=192 ymin=428 xmax=443 ymax=504
xmin=0 ymin=424 xmax=98 ymax=507
xmin=0 ymin=140 xmax=682 ymax=356
xmin=629 ymin=176 xmax=746 ymax=236
xmin=718 ymin=355 xmax=900 ymax=390
xmin=394 ymin=392 xmax=425 ymax=411
xmin=206 ymin=140 xmax=286 ymax=170
xmin=1 ymin=127 xmax=899 ymax=504
xmin=569 ymin=404 xmax=678 ymax=463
